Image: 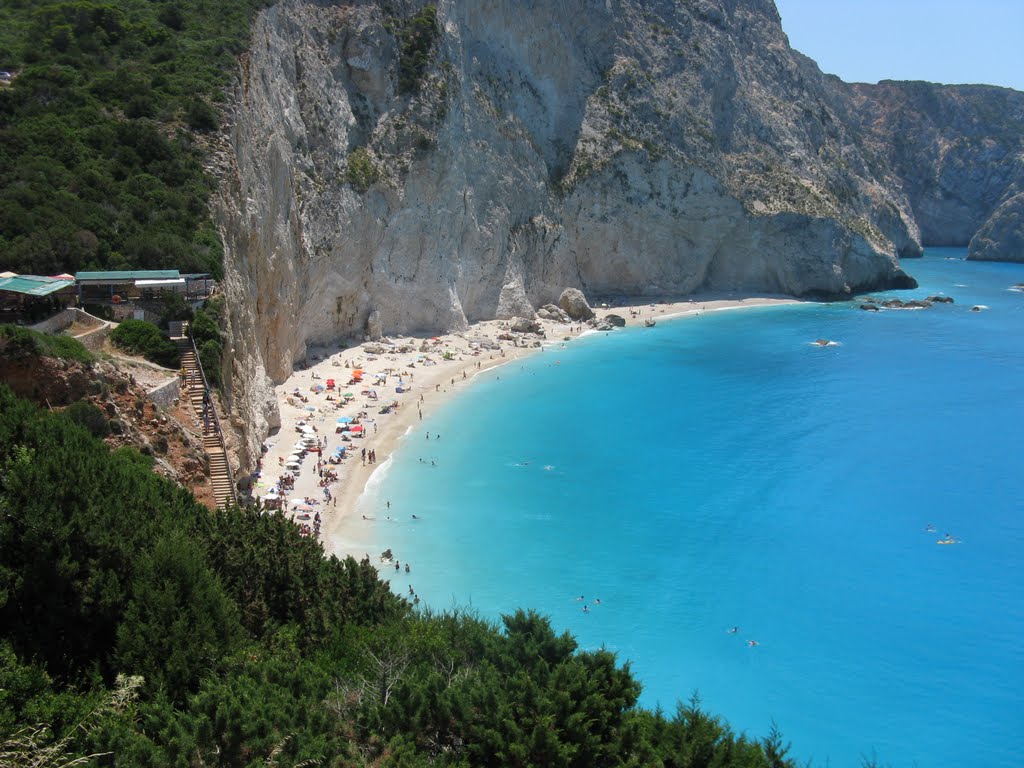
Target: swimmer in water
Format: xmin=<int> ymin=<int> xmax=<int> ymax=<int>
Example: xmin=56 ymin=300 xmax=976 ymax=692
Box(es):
xmin=582 ymin=605 xmax=590 ymax=613
xmin=925 ymin=523 xmax=937 ymax=533
xmin=747 ymin=640 xmax=759 ymax=647
xmin=576 ymin=595 xmax=585 ymax=601
xmin=728 ymin=626 xmax=739 ymax=634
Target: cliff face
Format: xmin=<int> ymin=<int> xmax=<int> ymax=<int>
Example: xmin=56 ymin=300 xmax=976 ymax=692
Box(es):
xmin=212 ymin=0 xmax=1020 ymax=464
xmin=832 ymin=80 xmax=1024 ymax=260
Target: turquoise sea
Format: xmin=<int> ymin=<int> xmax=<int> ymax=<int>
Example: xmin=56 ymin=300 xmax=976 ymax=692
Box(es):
xmin=361 ymin=249 xmax=1024 ymax=767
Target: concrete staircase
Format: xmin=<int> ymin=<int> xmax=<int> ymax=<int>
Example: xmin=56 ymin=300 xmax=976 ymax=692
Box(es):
xmin=173 ymin=331 xmax=236 ymax=509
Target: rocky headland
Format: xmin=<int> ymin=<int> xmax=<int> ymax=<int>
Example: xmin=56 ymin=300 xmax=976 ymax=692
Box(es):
xmin=210 ymin=0 xmax=1024 ymax=464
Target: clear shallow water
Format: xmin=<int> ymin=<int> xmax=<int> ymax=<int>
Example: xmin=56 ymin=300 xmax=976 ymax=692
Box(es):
xmin=360 ymin=249 xmax=1024 ymax=767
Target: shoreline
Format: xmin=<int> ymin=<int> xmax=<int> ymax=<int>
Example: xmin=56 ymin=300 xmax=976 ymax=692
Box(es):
xmin=251 ymin=294 xmax=801 ymax=565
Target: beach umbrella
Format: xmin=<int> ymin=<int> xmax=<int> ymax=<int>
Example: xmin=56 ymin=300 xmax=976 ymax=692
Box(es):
xmin=343 ymin=392 xmax=354 ymax=399
xmin=350 ymin=425 xmax=364 ymax=433
xmin=286 ymin=453 xmax=303 ymax=462
xmin=336 ymin=416 xmax=353 ymax=424
xmin=305 ymin=405 xmax=317 ymax=412
xmin=301 ymin=424 xmax=316 ymax=433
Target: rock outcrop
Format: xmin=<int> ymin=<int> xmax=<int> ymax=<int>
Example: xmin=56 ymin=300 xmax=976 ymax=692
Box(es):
xmin=558 ymin=288 xmax=595 ymax=322
xmin=969 ymin=193 xmax=1024 ymax=262
xmin=212 ymin=0 xmax=1021 ymax=464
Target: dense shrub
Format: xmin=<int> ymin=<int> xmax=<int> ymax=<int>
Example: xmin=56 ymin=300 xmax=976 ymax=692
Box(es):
xmin=397 ymin=4 xmax=439 ymax=95
xmin=0 ymin=0 xmax=271 ymax=278
xmin=62 ymin=400 xmax=109 ymax=437
xmin=0 ymin=324 xmax=94 ymax=363
xmin=345 ymin=146 xmax=380 ymax=192
xmin=190 ymin=297 xmax=223 ymax=386
xmin=109 ymin=319 xmax=179 ymax=367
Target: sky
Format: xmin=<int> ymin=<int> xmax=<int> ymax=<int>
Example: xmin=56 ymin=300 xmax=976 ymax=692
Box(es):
xmin=773 ymin=0 xmax=1024 ymax=92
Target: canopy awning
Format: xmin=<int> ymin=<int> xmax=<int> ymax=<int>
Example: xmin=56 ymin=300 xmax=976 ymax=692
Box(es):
xmin=135 ymin=278 xmax=186 ymax=288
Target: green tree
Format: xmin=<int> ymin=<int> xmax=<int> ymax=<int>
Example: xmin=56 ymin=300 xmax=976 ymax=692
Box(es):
xmin=115 ymin=532 xmax=241 ymax=702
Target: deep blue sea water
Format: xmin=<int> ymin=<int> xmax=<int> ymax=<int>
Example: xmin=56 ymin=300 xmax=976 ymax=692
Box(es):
xmin=356 ymin=249 xmax=1024 ymax=767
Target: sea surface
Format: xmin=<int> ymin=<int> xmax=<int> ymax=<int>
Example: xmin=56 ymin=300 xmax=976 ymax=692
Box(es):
xmin=357 ymin=249 xmax=1024 ymax=767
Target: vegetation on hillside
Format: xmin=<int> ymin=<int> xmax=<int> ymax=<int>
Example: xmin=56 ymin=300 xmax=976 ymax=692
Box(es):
xmin=395 ymin=5 xmax=439 ymax=96
xmin=0 ymin=0 xmax=271 ymax=278
xmin=189 ymin=295 xmax=224 ymax=387
xmin=0 ymin=382 xmax=799 ymax=766
xmin=109 ymin=318 xmax=179 ymax=367
xmin=0 ymin=323 xmax=95 ymax=363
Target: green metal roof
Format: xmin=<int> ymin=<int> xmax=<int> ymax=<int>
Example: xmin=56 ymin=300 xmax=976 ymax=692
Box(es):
xmin=75 ymin=269 xmax=180 ymax=282
xmin=0 ymin=275 xmax=75 ymax=297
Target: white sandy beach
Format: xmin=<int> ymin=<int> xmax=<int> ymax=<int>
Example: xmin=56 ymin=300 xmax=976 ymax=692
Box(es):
xmin=252 ymin=295 xmax=799 ymax=565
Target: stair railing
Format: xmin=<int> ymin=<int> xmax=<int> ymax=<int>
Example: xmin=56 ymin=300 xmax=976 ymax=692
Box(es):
xmin=183 ymin=331 xmax=236 ymax=508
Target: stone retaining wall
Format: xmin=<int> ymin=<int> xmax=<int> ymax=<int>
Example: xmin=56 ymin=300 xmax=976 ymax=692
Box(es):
xmin=148 ymin=377 xmax=181 ymax=410
xmin=74 ymin=322 xmax=110 ymax=352
xmin=28 ymin=308 xmax=77 ymax=334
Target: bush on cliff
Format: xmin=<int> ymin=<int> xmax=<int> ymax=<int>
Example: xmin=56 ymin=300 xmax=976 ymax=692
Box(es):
xmin=396 ymin=4 xmax=439 ymax=95
xmin=345 ymin=146 xmax=380 ymax=192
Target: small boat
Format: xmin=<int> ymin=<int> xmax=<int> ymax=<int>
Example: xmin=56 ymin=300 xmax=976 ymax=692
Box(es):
xmin=644 ymin=318 xmax=656 ymax=327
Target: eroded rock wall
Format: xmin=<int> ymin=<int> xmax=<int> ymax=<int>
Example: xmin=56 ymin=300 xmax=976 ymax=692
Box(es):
xmin=833 ymin=80 xmax=1024 ymax=259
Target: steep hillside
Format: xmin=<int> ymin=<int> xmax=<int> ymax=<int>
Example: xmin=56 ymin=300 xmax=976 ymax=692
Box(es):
xmin=832 ymin=79 xmax=1024 ymax=261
